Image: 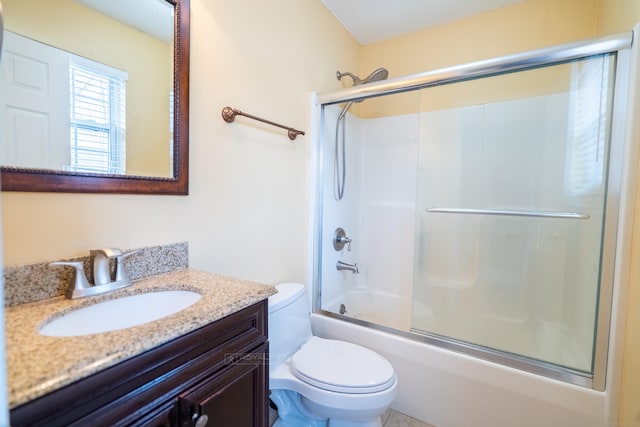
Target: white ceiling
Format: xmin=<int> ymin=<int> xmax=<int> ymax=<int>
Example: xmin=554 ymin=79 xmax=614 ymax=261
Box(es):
xmin=320 ymin=0 xmax=525 ymax=45
xmin=75 ymin=0 xmax=525 ymax=46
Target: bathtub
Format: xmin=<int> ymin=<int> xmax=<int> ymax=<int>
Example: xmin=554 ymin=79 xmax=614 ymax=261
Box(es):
xmin=323 ymin=289 xmax=591 ymax=372
xmin=310 ymin=311 xmax=609 ymax=427
xmin=324 ymin=289 xmax=412 ymax=331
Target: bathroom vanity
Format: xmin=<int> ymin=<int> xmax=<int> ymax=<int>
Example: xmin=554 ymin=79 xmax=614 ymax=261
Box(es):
xmin=5 ymin=268 xmax=276 ymax=427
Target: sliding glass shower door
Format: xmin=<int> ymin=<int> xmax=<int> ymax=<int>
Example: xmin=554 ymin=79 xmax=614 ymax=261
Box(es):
xmin=411 ymin=53 xmax=617 ymax=374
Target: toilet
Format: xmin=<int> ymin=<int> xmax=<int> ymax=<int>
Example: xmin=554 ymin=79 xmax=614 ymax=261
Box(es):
xmin=268 ymin=283 xmax=397 ymax=427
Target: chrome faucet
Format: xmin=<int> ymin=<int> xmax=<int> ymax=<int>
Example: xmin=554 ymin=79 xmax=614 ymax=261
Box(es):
xmin=50 ymin=248 xmax=138 ymax=299
xmin=91 ymin=248 xmax=122 ymax=286
xmin=336 ymin=260 xmax=359 ymax=274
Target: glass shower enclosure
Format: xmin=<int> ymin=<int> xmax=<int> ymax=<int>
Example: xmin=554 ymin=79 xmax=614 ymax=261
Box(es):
xmin=313 ymin=34 xmax=632 ymax=389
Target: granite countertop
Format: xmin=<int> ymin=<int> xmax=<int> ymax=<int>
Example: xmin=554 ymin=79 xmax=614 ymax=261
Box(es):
xmin=5 ymin=268 xmax=277 ymax=409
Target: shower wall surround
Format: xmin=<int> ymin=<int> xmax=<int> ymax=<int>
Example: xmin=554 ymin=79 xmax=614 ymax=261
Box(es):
xmin=413 ymin=91 xmax=604 ymax=373
xmin=323 ymin=91 xmax=610 ymax=373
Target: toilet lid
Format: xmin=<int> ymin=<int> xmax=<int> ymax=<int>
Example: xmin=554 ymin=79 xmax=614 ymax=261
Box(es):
xmin=290 ymin=337 xmax=396 ymax=394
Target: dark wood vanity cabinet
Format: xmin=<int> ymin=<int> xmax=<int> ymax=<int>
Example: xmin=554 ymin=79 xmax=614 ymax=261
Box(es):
xmin=177 ymin=348 xmax=268 ymax=427
xmin=10 ymin=301 xmax=269 ymax=427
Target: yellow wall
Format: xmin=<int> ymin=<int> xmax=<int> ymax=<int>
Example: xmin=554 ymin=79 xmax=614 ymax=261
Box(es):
xmin=597 ymin=0 xmax=640 ymax=34
xmin=358 ymin=0 xmax=598 ymax=118
xmin=1 ymin=0 xmax=358 ymax=284
xmin=360 ymin=0 xmax=599 ymax=80
xmin=2 ymin=0 xmax=639 ymax=424
xmin=2 ymin=0 xmax=172 ymax=176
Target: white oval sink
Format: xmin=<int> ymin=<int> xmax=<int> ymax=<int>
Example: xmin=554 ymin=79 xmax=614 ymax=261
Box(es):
xmin=39 ymin=290 xmax=202 ymax=337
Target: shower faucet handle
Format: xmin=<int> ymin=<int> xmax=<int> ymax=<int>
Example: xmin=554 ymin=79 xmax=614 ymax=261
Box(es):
xmin=333 ymin=227 xmax=352 ymax=251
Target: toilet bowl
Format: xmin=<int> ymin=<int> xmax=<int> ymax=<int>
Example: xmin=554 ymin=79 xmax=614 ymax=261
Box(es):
xmin=268 ymin=283 xmax=397 ymax=427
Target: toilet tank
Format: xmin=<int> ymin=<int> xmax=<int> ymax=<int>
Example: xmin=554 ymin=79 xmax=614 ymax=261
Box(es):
xmin=268 ymin=283 xmax=313 ymax=371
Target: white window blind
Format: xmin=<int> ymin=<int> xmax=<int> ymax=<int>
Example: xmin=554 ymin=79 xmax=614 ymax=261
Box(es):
xmin=566 ymin=55 xmax=613 ymax=195
xmin=68 ymin=56 xmax=127 ymax=174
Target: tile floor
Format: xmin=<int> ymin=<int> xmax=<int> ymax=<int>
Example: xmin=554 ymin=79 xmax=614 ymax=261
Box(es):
xmin=382 ymin=409 xmax=435 ymax=427
xmin=269 ymin=407 xmax=435 ymax=426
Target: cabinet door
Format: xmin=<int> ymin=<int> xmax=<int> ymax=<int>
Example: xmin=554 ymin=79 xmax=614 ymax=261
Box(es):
xmin=179 ymin=344 xmax=268 ymax=427
xmin=129 ymin=403 xmax=175 ymax=427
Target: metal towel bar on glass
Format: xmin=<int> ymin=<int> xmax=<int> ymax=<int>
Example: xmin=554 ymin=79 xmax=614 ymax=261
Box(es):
xmin=426 ymin=207 xmax=590 ymax=220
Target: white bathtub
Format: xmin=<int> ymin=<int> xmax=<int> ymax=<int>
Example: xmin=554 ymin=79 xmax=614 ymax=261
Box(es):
xmin=310 ymin=312 xmax=609 ymax=427
xmin=324 ymin=289 xmax=412 ymax=331
xmin=324 ymin=289 xmax=590 ymax=372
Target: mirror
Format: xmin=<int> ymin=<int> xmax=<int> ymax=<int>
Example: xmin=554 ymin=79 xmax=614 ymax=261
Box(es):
xmin=0 ymin=0 xmax=189 ymax=194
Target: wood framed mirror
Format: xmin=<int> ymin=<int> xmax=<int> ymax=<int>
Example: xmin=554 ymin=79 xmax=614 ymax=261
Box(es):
xmin=0 ymin=0 xmax=189 ymax=194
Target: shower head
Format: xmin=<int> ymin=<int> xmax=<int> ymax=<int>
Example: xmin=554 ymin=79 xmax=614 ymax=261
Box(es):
xmin=336 ymin=68 xmax=389 ymax=86
xmin=362 ymin=67 xmax=389 ymax=84
xmin=335 ymin=68 xmax=389 ymax=121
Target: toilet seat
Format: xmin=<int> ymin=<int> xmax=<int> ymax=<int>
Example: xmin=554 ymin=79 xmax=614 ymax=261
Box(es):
xmin=290 ymin=336 xmax=396 ymax=394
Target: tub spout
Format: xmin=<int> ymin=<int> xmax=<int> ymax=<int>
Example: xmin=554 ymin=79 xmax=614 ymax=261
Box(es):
xmin=337 ymin=260 xmax=359 ymax=274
